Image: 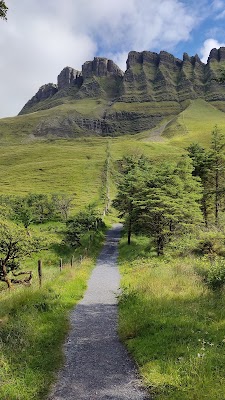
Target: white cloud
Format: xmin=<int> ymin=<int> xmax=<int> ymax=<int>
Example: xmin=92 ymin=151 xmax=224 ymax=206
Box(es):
xmin=213 ymin=0 xmax=225 ymax=10
xmin=200 ymin=38 xmax=225 ymax=63
xmin=0 ymin=0 xmax=202 ymax=117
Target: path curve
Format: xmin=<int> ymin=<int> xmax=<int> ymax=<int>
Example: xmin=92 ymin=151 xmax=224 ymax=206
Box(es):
xmin=49 ymin=223 xmax=149 ymax=400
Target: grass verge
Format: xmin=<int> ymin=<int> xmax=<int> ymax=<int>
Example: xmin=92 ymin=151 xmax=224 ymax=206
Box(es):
xmin=0 ymin=229 xmax=105 ymax=399
xmin=118 ymin=235 xmax=225 ymax=399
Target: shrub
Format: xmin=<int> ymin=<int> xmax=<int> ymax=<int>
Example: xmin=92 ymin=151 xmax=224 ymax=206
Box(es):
xmin=194 ymin=231 xmax=225 ymax=256
xmin=195 ymin=258 xmax=225 ymax=291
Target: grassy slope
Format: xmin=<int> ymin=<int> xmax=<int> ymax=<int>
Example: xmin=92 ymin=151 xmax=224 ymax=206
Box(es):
xmin=164 ymin=99 xmax=225 ymax=147
xmin=0 ymin=139 xmax=107 ymax=209
xmin=0 ymin=99 xmax=108 ymax=144
xmin=0 ymin=96 xmax=225 ymax=399
xmin=118 ymin=236 xmax=225 ymax=400
xmin=0 ymin=228 xmax=105 ymax=400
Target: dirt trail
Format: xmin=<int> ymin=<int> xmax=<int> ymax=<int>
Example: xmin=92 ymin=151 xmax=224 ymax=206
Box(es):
xmin=48 ymin=224 xmax=149 ymax=400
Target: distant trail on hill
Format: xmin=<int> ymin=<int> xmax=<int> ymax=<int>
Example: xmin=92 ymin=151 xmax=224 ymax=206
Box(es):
xmin=48 ymin=224 xmax=149 ymax=400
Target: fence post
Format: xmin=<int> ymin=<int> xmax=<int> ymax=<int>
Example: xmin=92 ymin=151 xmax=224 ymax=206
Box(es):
xmin=71 ymin=256 xmax=74 ymax=268
xmin=38 ymin=260 xmax=42 ymax=288
xmin=59 ymin=258 xmax=63 ymax=271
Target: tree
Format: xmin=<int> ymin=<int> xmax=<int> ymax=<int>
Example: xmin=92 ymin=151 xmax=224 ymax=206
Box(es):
xmin=114 ymin=155 xmax=203 ymax=255
xmin=186 ymin=143 xmax=212 ymax=227
xmin=0 ymin=1 xmax=8 ymax=20
xmin=12 ymin=197 xmax=33 ymax=232
xmin=51 ymin=194 xmax=74 ymax=221
xmin=137 ymin=157 xmax=202 ymax=255
xmin=187 ymin=127 xmax=225 ymax=227
xmin=0 ymin=220 xmax=35 ymax=289
xmin=113 ymin=155 xmax=149 ymax=244
xmin=209 ymin=126 xmax=225 ymax=226
xmin=65 ymin=205 xmax=102 ymax=248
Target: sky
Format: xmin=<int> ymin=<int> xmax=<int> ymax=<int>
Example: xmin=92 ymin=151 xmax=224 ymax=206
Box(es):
xmin=1 ymin=0 xmax=225 ymax=118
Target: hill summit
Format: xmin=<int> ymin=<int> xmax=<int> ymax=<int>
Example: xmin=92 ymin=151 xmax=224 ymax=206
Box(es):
xmin=5 ymin=47 xmax=225 ymax=138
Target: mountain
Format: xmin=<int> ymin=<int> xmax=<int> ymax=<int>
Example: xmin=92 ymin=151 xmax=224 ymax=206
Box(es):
xmin=2 ymin=47 xmax=225 ymax=140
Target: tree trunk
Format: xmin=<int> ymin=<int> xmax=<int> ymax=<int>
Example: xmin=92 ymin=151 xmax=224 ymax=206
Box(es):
xmin=215 ymin=166 xmax=219 ymax=226
xmin=157 ymin=236 xmax=164 ymax=256
xmin=202 ymin=195 xmax=208 ymax=228
xmin=1 ymin=261 xmax=11 ymax=289
xmin=127 ymin=218 xmax=132 ymax=245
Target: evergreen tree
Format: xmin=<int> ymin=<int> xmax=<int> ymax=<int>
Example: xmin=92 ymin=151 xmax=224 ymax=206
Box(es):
xmin=0 ymin=1 xmax=7 ymax=20
xmin=114 ymin=155 xmax=202 ymax=254
xmin=113 ymin=155 xmax=149 ymax=244
xmin=136 ymin=157 xmax=202 ymax=255
xmin=186 ymin=143 xmax=212 ymax=227
xmin=187 ymin=127 xmax=225 ymax=227
xmin=209 ymin=126 xmax=225 ymax=226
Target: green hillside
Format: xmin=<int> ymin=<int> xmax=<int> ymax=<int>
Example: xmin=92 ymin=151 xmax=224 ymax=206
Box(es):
xmin=164 ymin=99 xmax=225 ymax=146
xmin=1 ymin=64 xmax=225 ymax=400
xmin=0 ymin=98 xmax=225 ymax=203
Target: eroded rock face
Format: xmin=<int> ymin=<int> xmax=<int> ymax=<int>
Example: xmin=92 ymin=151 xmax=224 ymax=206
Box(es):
xmin=82 ymin=57 xmax=124 ymax=79
xmin=121 ymin=48 xmax=225 ymax=103
xmin=19 ymin=47 xmax=225 ymax=136
xmin=57 ymin=67 xmax=83 ymax=90
xmin=19 ymin=83 xmax=58 ymax=115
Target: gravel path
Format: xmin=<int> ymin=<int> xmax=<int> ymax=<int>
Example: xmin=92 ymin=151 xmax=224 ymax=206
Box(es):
xmin=49 ymin=223 xmax=149 ymax=400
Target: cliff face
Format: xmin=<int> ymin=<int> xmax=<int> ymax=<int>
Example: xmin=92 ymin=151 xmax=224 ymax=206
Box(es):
xmin=121 ymin=48 xmax=225 ymax=103
xmin=18 ymin=48 xmax=225 ymax=137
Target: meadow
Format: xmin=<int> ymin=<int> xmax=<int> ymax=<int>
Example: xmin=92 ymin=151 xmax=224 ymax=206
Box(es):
xmin=118 ymin=235 xmax=225 ymax=399
xmin=0 ymin=96 xmax=225 ymax=399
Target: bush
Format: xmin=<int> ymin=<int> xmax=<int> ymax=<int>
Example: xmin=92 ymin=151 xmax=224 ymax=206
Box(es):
xmin=64 ymin=205 xmax=103 ymax=248
xmin=195 ymin=258 xmax=225 ymax=291
xmin=194 ymin=231 xmax=225 ymax=256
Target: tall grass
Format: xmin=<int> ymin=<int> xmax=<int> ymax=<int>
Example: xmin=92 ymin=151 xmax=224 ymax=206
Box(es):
xmin=118 ymin=235 xmax=225 ymax=399
xmin=0 ymin=228 xmax=105 ymax=399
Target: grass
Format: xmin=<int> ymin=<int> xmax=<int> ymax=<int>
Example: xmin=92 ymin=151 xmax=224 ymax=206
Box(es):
xmin=165 ymin=99 xmax=225 ymax=147
xmin=0 ymin=139 xmax=108 ymax=210
xmin=118 ymin=235 xmax=225 ymax=399
xmin=0 ymin=225 xmax=106 ymax=399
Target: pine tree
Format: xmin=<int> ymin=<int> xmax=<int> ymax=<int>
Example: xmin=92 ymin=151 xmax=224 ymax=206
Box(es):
xmin=113 ymin=155 xmax=149 ymax=244
xmin=114 ymin=155 xmax=203 ymax=254
xmin=209 ymin=126 xmax=225 ymax=226
xmin=186 ymin=143 xmax=212 ymax=227
xmin=136 ymin=157 xmax=202 ymax=255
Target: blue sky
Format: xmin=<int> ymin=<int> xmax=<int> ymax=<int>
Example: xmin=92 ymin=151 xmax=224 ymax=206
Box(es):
xmin=0 ymin=0 xmax=225 ymax=117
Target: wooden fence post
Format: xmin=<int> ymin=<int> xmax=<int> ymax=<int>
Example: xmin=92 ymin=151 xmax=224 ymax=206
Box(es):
xmin=71 ymin=256 xmax=74 ymax=268
xmin=38 ymin=260 xmax=42 ymax=288
xmin=59 ymin=258 xmax=63 ymax=271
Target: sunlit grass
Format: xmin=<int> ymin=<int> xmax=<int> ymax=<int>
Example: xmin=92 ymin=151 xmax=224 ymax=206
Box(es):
xmin=118 ymin=235 xmax=225 ymax=399
xmin=0 ymin=228 xmax=105 ymax=399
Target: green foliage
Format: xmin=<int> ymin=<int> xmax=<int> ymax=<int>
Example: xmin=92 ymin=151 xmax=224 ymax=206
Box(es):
xmin=216 ymin=69 xmax=225 ymax=84
xmin=0 ymin=0 xmax=7 ymax=20
xmin=0 ymin=220 xmax=42 ymax=288
xmin=0 ymin=220 xmax=34 ymax=271
xmin=187 ymin=127 xmax=225 ymax=227
xmin=114 ymin=154 xmax=203 ymax=254
xmin=0 ymin=260 xmax=95 ymax=399
xmin=65 ymin=205 xmax=103 ymax=248
xmin=113 ymin=154 xmax=150 ymax=244
xmin=195 ymin=230 xmax=225 ymax=256
xmin=195 ymin=258 xmax=225 ymax=291
xmin=118 ymin=237 xmax=225 ymax=399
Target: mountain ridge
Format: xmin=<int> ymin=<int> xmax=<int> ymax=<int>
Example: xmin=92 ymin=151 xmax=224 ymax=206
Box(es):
xmin=19 ymin=47 xmax=225 ymax=116
xmin=1 ymin=47 xmax=225 ymax=140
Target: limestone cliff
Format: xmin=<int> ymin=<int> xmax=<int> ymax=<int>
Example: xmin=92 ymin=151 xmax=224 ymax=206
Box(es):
xmin=18 ymin=48 xmax=225 ymax=137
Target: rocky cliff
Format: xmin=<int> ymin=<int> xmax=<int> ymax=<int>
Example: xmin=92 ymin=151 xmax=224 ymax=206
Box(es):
xmin=18 ymin=49 xmax=225 ymax=137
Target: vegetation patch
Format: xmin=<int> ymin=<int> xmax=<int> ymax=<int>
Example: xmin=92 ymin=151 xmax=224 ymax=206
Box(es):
xmin=0 ymin=225 xmax=105 ymax=399
xmin=118 ymin=236 xmax=225 ymax=399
